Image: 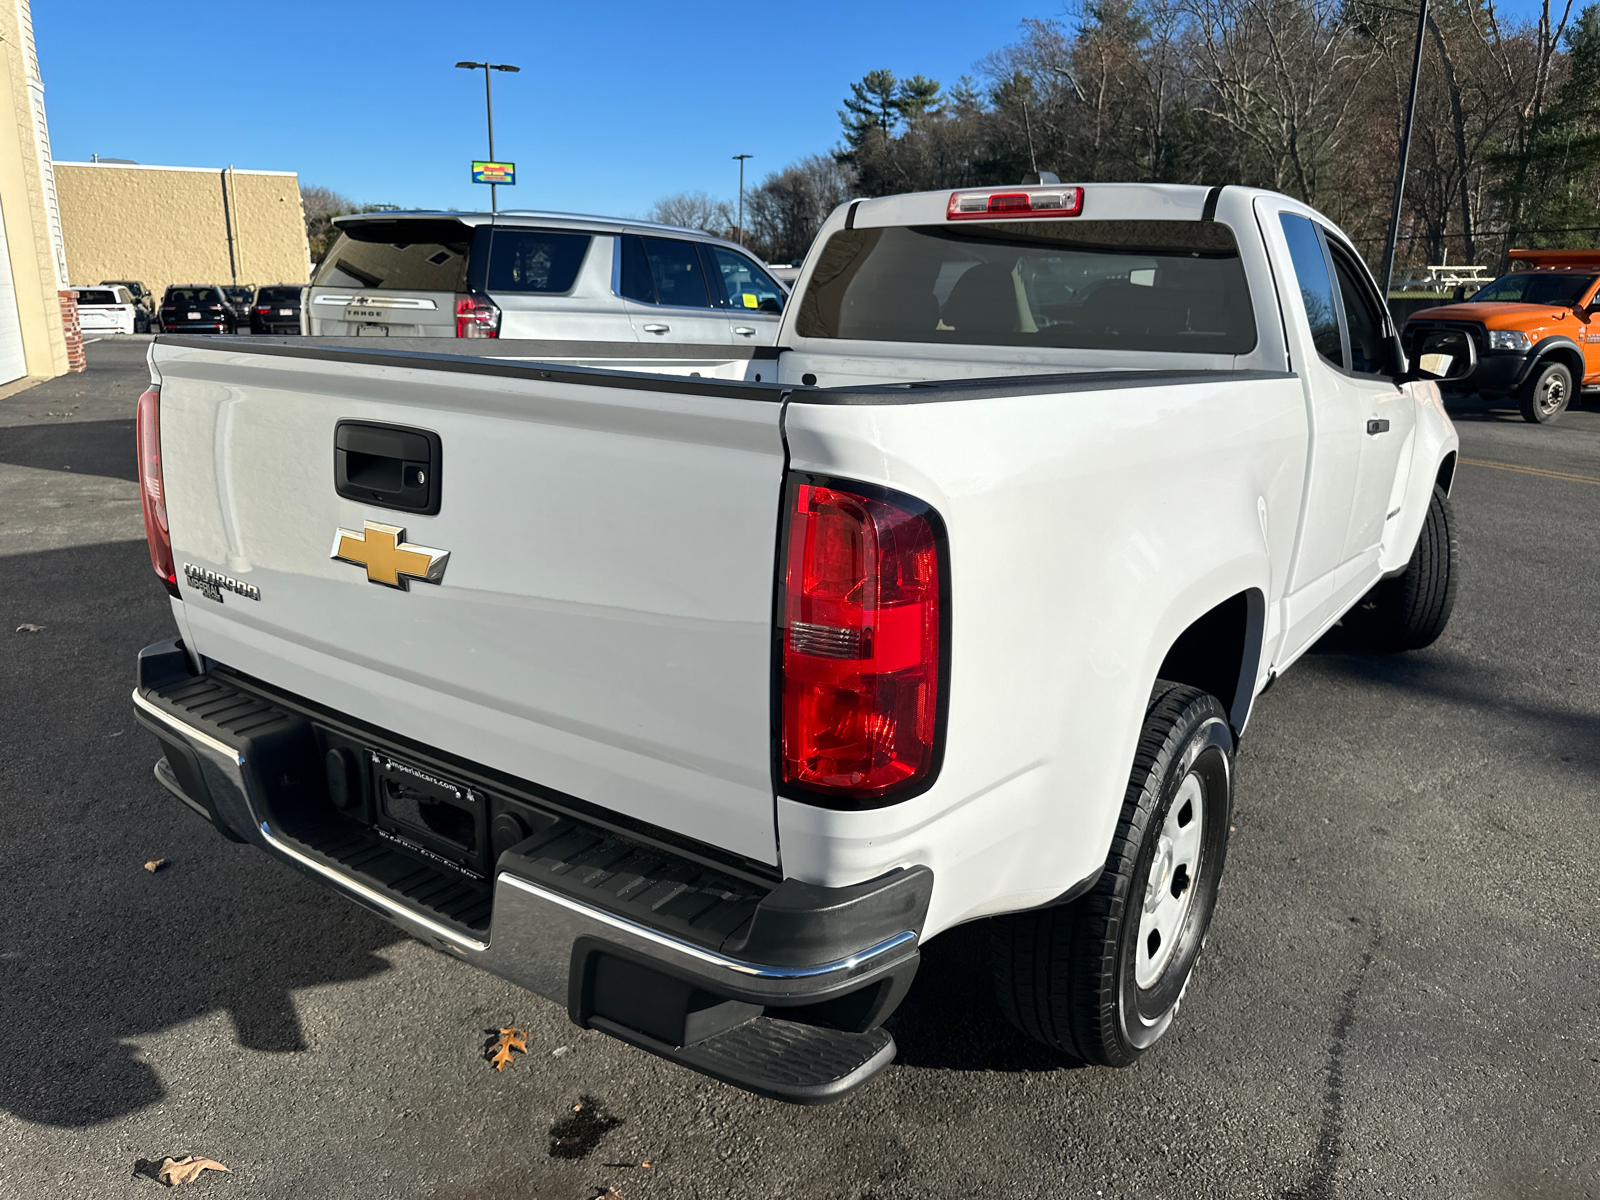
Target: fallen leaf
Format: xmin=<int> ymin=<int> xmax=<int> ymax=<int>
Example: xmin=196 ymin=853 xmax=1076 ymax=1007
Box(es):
xmin=145 ymin=859 xmax=167 ymax=873
xmin=592 ymin=1189 xmax=625 ymax=1200
xmin=641 ymin=1160 xmax=653 ymax=1168
xmin=488 ymin=1026 xmax=528 ymax=1071
xmin=15 ymin=624 xmax=44 ymax=633
xmin=156 ymin=1156 xmax=229 ymax=1186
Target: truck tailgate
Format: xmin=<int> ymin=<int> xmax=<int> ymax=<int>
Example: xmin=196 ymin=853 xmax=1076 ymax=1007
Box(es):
xmin=151 ymin=340 xmax=787 ymax=865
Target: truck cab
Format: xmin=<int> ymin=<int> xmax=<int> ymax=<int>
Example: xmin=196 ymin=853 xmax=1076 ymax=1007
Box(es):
xmin=1404 ymin=248 xmax=1600 ymax=422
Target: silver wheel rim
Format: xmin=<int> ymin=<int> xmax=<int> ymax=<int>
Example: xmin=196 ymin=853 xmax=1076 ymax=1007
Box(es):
xmin=1136 ymin=772 xmax=1205 ymax=989
xmin=1539 ymin=372 xmax=1566 ymax=415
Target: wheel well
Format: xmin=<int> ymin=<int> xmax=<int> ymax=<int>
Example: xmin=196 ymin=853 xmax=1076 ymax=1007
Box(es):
xmin=1436 ymin=451 xmax=1457 ymax=496
xmin=1533 ymin=345 xmax=1584 ymax=385
xmin=1156 ymin=590 xmax=1265 ymax=736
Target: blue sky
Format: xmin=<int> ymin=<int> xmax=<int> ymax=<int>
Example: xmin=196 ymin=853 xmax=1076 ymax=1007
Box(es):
xmin=37 ymin=1 xmax=1046 ymax=216
xmin=38 ymin=0 xmax=1560 ymax=218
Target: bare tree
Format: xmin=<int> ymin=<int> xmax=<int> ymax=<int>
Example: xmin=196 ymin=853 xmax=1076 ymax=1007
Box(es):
xmin=747 ymin=156 xmax=858 ymax=263
xmin=648 ymin=192 xmax=736 ymax=237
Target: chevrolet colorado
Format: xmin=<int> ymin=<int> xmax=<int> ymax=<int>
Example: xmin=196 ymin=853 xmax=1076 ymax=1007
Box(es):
xmin=131 ymin=182 xmax=1462 ymax=1103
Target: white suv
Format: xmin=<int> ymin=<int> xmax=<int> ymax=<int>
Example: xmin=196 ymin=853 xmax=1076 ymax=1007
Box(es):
xmin=306 ymin=211 xmax=788 ymax=345
xmin=71 ymin=285 xmax=137 ymax=335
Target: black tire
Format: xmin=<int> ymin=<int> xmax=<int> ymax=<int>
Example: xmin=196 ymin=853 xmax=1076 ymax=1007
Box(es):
xmin=1339 ymin=484 xmax=1458 ymax=652
xmin=1518 ymin=360 xmax=1572 ymax=423
xmin=990 ymin=683 xmax=1233 ymax=1066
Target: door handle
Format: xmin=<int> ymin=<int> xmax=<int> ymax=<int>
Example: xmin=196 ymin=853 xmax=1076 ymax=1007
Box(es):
xmin=1366 ymin=419 xmax=1391 ymax=434
xmin=643 ymin=324 xmax=670 ymax=334
xmin=733 ymin=326 xmax=757 ymax=337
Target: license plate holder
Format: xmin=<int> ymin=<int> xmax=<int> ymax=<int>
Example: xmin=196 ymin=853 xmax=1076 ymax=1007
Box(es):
xmin=369 ymin=752 xmax=489 ymax=879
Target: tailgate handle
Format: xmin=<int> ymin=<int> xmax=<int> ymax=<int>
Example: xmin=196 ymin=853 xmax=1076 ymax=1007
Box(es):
xmin=335 ymin=421 xmax=442 ymax=516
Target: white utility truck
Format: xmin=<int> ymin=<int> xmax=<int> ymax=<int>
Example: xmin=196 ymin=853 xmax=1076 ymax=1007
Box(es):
xmin=131 ymin=182 xmax=1463 ymax=1103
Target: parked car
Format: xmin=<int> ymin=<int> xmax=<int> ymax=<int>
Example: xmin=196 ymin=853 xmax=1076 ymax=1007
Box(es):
xmin=308 ymin=211 xmax=788 ymax=344
xmin=133 ymin=181 xmax=1461 ymax=1104
xmin=1403 ymin=248 xmax=1600 ymax=423
xmin=223 ymin=285 xmax=255 ymax=327
xmin=71 ymin=285 xmax=138 ymax=335
xmin=160 ymin=285 xmax=237 ymax=333
xmin=249 ymin=285 xmax=304 ymax=335
xmin=100 ymin=279 xmax=156 ymax=332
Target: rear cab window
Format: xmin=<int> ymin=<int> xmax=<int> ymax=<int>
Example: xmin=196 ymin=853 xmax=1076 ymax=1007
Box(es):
xmin=165 ymin=288 xmax=223 ymax=306
xmin=75 ymin=289 xmax=117 ymax=305
xmin=796 ymin=219 xmax=1255 ymax=352
xmin=257 ymin=288 xmax=302 ymax=305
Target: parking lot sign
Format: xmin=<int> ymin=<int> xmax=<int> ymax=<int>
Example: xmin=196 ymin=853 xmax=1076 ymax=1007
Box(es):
xmin=471 ymin=161 xmax=515 ymax=185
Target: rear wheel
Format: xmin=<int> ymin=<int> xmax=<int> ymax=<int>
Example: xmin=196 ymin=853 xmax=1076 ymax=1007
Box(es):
xmin=1339 ymin=484 xmax=1457 ymax=652
xmin=990 ymin=683 xmax=1233 ymax=1066
xmin=1519 ymin=360 xmax=1572 ymax=423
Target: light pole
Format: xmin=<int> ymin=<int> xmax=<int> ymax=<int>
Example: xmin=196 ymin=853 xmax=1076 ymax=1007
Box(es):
xmin=456 ymin=61 xmax=520 ymax=212
xmin=1380 ymin=0 xmax=1429 ymax=298
xmin=732 ymin=153 xmax=753 ymax=246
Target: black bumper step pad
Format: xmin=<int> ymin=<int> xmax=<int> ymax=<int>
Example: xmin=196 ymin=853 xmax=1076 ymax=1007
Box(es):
xmin=137 ymin=661 xmax=776 ymax=947
xmin=277 ymin=823 xmax=494 ymax=935
xmin=589 ymin=1014 xmax=896 ymax=1104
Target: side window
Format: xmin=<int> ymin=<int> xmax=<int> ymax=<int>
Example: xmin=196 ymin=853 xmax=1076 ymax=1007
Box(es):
xmin=619 ymin=235 xmax=656 ymax=304
xmin=704 ymin=246 xmax=785 ymax=314
xmin=1326 ymin=238 xmax=1392 ymax=376
xmin=485 ymin=230 xmax=591 ymax=294
xmin=1279 ymin=214 xmax=1344 ymax=369
xmin=621 ymin=236 xmax=710 ymax=308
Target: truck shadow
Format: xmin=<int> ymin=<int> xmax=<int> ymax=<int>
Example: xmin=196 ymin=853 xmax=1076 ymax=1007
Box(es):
xmin=0 ymin=830 xmax=404 ymax=1128
xmin=886 ymin=920 xmax=1076 ymax=1074
xmin=0 ymin=418 xmax=138 ymax=481
xmin=0 ymin=537 xmax=405 ymax=1129
xmin=1300 ymin=644 xmax=1600 ymax=777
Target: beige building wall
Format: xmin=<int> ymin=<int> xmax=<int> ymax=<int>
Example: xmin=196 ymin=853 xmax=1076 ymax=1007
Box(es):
xmin=0 ymin=0 xmax=73 ymax=381
xmin=56 ymin=163 xmax=311 ymax=301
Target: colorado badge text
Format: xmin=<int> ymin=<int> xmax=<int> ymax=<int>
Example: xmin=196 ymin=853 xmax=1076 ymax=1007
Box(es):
xmin=330 ymin=521 xmax=450 ymax=590
xmin=182 ymin=563 xmax=261 ymax=604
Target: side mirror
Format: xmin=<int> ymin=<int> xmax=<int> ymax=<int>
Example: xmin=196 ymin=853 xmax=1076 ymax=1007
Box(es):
xmin=1408 ymin=328 xmax=1477 ymax=382
xmin=1450 ymin=285 xmax=1467 ymax=303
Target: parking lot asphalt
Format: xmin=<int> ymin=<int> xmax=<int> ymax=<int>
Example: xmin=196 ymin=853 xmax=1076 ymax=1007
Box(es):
xmin=1 ymin=340 xmax=1596 ymax=1200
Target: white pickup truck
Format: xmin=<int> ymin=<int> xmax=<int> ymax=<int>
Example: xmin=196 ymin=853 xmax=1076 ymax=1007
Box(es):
xmin=131 ymin=182 xmax=1462 ymax=1103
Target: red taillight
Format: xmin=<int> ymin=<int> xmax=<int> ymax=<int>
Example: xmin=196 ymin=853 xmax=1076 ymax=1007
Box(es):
xmin=455 ymin=292 xmax=501 ymax=338
xmin=780 ymin=479 xmax=946 ymax=804
xmin=256 ymin=306 xmax=270 ymax=314
xmin=136 ymin=385 xmax=179 ymax=598
xmin=947 ymin=186 xmax=1083 ymax=220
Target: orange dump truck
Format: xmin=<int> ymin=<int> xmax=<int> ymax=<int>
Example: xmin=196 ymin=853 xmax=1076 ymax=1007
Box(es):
xmin=1403 ymin=249 xmax=1600 ymax=423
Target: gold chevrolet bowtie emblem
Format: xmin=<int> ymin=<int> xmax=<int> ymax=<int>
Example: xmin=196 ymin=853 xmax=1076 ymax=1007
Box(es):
xmin=330 ymin=521 xmax=450 ymax=590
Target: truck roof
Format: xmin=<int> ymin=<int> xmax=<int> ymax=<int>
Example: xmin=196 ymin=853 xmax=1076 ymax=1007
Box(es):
xmin=330 ymin=209 xmax=756 ymax=253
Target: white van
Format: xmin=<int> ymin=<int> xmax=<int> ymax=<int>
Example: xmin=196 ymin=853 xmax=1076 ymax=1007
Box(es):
xmin=307 ymin=211 xmax=788 ymax=346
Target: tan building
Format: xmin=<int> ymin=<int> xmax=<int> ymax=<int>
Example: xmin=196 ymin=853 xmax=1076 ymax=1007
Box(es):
xmin=0 ymin=0 xmax=76 ymax=383
xmin=56 ymin=162 xmax=311 ymax=305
